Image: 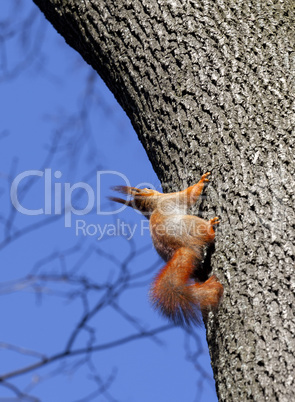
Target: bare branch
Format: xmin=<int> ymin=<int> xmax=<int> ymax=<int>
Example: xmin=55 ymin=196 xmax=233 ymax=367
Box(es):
xmin=0 ymin=324 xmax=173 ymax=381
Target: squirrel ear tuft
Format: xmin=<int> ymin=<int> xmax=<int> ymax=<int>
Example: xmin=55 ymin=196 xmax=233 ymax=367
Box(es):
xmin=111 ymin=186 xmax=143 ymax=195
xmin=111 ymin=185 xmax=131 ymax=194
xmin=108 ymin=196 xmax=133 ymax=207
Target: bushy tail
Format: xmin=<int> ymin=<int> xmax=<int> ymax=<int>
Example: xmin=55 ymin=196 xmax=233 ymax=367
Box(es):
xmin=149 ymin=247 xmax=223 ymax=326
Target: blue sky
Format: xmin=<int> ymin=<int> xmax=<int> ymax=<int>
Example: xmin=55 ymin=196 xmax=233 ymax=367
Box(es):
xmin=0 ymin=2 xmax=218 ymax=401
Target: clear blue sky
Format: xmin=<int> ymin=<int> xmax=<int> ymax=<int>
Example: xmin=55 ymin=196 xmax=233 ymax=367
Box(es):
xmin=0 ymin=1 xmax=218 ymax=401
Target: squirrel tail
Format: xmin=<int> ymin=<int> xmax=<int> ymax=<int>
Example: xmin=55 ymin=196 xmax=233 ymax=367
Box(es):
xmin=149 ymin=247 xmax=223 ymax=326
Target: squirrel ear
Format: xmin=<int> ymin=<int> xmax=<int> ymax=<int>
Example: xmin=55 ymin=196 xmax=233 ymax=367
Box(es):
xmin=111 ymin=185 xmax=142 ymax=195
xmin=108 ymin=196 xmax=133 ymax=207
xmin=111 ymin=185 xmax=131 ymax=194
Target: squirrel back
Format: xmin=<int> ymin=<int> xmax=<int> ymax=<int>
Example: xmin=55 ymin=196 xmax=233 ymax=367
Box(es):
xmin=111 ymin=172 xmax=223 ymax=326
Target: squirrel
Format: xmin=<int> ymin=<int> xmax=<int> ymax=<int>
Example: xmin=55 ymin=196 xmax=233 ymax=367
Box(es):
xmin=110 ymin=172 xmax=223 ymax=326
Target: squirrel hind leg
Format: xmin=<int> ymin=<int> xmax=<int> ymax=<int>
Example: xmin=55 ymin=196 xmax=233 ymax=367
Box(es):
xmin=193 ymin=275 xmax=224 ymax=318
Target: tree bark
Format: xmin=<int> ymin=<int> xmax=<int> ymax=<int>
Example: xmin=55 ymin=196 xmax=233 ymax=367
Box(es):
xmin=32 ymin=0 xmax=295 ymax=400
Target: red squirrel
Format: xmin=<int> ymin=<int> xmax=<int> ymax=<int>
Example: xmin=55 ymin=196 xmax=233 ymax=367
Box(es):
xmin=110 ymin=172 xmax=223 ymax=326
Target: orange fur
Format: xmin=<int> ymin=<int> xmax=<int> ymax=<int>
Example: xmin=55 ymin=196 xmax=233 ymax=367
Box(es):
xmin=111 ymin=172 xmax=223 ymax=326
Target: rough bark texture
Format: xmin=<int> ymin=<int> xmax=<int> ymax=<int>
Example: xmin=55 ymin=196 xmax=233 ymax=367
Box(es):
xmin=33 ymin=0 xmax=295 ymax=401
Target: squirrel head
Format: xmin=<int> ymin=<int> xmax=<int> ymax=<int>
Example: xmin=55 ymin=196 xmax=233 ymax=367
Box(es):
xmin=110 ymin=186 xmax=188 ymax=218
xmin=110 ymin=186 xmax=161 ymax=217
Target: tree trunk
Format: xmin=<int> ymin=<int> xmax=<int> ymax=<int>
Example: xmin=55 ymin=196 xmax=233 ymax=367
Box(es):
xmin=33 ymin=0 xmax=295 ymax=400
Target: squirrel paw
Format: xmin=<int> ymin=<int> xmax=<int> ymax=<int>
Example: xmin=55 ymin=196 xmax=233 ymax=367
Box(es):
xmin=209 ymin=217 xmax=220 ymax=226
xmin=201 ymin=172 xmax=211 ymax=183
